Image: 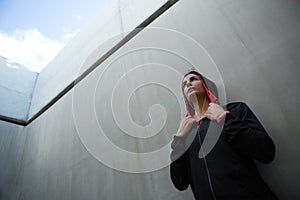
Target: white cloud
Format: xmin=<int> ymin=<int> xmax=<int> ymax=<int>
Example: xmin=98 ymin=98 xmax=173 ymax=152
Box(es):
xmin=0 ymin=29 xmax=66 ymax=72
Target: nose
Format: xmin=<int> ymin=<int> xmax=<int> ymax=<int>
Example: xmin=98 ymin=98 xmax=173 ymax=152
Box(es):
xmin=186 ymin=81 xmax=192 ymax=88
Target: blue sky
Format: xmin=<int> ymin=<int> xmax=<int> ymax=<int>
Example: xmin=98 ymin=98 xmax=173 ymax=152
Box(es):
xmin=0 ymin=0 xmax=108 ymax=72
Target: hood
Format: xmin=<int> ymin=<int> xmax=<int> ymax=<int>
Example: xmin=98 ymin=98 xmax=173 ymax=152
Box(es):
xmin=182 ymin=71 xmax=218 ymax=117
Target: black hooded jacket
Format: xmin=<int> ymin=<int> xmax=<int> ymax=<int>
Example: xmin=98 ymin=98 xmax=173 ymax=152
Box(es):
xmin=170 ymin=72 xmax=278 ymax=200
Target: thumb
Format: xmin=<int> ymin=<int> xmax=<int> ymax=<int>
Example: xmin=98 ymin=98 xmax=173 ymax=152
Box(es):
xmin=204 ymin=110 xmax=212 ymax=120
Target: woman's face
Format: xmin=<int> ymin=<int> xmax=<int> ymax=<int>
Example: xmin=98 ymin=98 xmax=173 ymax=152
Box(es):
xmin=182 ymin=73 xmax=205 ymax=102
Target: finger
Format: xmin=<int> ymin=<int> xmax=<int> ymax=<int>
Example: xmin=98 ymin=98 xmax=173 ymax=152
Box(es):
xmin=186 ymin=116 xmax=193 ymax=120
xmin=184 ymin=115 xmax=190 ymax=119
xmin=209 ymin=102 xmax=216 ymax=106
xmin=207 ymin=107 xmax=211 ymax=113
xmin=205 ymin=111 xmax=213 ymax=120
xmin=204 ymin=112 xmax=210 ymax=118
xmin=187 ymin=117 xmax=196 ymax=122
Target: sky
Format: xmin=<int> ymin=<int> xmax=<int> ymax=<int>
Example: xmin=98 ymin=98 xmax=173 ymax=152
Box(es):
xmin=0 ymin=0 xmax=108 ymax=72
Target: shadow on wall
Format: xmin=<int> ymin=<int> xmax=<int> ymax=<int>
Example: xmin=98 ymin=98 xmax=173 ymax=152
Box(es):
xmin=0 ymin=56 xmax=38 ymax=122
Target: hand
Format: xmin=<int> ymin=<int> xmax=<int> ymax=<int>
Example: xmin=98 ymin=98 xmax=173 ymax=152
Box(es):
xmin=176 ymin=116 xmax=197 ymax=137
xmin=204 ymin=103 xmax=225 ymax=121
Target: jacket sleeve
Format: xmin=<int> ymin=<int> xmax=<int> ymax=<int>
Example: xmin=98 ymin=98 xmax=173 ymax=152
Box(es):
xmin=170 ymin=136 xmax=191 ymax=191
xmin=222 ymin=102 xmax=276 ymax=164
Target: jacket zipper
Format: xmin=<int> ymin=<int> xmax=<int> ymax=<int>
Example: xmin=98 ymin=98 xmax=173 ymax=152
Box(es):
xmin=197 ymin=121 xmax=217 ymax=200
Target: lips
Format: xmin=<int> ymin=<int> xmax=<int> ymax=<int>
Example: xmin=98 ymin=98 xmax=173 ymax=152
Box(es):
xmin=187 ymin=87 xmax=195 ymax=93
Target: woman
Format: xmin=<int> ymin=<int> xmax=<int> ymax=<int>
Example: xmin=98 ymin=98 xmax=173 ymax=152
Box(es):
xmin=170 ymin=71 xmax=278 ymax=199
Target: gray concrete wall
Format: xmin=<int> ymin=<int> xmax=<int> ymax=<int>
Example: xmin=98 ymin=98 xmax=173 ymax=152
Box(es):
xmin=0 ymin=0 xmax=299 ymax=199
xmin=0 ymin=56 xmax=37 ymax=121
xmin=148 ymin=0 xmax=300 ymax=199
xmin=0 ymin=90 xmax=193 ymax=200
xmin=28 ymin=0 xmax=169 ymax=119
